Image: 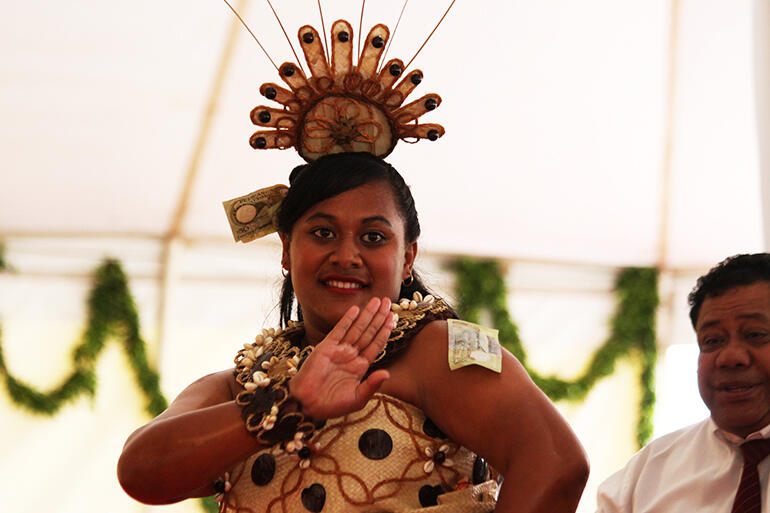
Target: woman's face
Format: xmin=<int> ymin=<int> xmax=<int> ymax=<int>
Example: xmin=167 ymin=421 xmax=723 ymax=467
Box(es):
xmin=281 ymin=181 xmax=417 ymax=340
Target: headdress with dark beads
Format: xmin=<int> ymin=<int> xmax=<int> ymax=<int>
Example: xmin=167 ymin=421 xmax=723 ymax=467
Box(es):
xmin=249 ymin=20 xmax=444 ymax=162
xmin=223 ymin=17 xmax=446 ymax=243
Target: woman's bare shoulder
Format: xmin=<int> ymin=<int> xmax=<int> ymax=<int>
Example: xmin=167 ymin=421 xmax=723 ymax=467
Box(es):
xmin=403 ymin=319 xmax=449 ymax=362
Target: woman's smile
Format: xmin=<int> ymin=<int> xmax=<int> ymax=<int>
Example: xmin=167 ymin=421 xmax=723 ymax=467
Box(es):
xmin=321 ymin=275 xmax=368 ymax=292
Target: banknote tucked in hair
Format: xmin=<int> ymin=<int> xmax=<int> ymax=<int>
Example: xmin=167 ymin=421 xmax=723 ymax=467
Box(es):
xmin=223 ymin=184 xmax=288 ymax=242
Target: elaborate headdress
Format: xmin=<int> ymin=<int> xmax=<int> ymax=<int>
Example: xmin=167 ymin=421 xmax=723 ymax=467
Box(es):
xmin=223 ymin=5 xmax=449 ymax=243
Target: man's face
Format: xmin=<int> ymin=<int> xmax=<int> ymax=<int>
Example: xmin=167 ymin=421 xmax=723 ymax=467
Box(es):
xmin=696 ymin=281 xmax=770 ymax=437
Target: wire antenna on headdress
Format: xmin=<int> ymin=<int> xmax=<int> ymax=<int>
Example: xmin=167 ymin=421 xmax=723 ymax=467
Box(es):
xmin=265 ymin=0 xmax=306 ymax=76
xmin=317 ymin=0 xmax=330 ymax=67
xmin=405 ymin=0 xmax=457 ymax=70
xmin=378 ymin=0 xmax=410 ymax=74
xmin=358 ymin=0 xmax=366 ymax=65
xmin=223 ymin=0 xmax=279 ymax=71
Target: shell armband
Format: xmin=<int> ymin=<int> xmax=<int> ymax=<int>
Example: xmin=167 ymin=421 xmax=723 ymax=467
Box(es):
xmin=233 ymin=326 xmax=317 ymax=445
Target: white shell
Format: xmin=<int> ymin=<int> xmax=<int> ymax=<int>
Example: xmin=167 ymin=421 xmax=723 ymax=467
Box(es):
xmin=244 ymin=382 xmax=258 ymax=392
xmin=423 ymin=460 xmax=435 ymax=474
xmin=253 ymin=371 xmax=270 ymax=387
xmin=391 ymin=303 xmax=401 ymax=312
xmin=413 ymin=291 xmax=423 ymax=302
xmin=424 ymin=295 xmax=435 ymax=303
xmin=409 ymin=300 xmax=418 ymax=310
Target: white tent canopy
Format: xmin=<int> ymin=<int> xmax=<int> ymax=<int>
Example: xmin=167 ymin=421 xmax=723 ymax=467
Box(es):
xmin=2 ymin=0 xmax=765 ymax=267
xmin=1 ymin=1 xmax=769 ymax=513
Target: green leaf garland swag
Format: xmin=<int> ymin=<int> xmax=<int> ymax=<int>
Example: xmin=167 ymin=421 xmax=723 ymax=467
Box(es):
xmin=0 ymin=259 xmax=220 ymax=512
xmin=452 ymin=259 xmax=659 ymax=447
xmin=0 ymin=260 xmax=167 ymax=416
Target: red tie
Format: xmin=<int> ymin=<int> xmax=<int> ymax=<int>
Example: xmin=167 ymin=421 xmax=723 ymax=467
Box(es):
xmin=731 ymin=439 xmax=770 ymax=513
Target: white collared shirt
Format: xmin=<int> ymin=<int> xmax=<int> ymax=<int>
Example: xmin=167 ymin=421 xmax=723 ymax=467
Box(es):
xmin=596 ymin=417 xmax=770 ymax=512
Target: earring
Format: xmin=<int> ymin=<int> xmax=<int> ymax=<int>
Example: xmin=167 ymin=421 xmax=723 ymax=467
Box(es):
xmin=281 ymin=267 xmax=290 ymax=278
xmin=402 ymin=271 xmax=414 ymax=286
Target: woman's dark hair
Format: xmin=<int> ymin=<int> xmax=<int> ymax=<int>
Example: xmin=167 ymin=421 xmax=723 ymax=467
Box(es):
xmin=688 ymin=253 xmax=770 ymax=327
xmin=276 ymin=152 xmax=448 ymax=327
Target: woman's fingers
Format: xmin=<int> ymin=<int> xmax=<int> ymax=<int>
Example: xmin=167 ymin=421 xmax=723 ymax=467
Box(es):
xmin=325 ymin=304 xmax=361 ymax=345
xmin=360 ymin=311 xmax=393 ymax=362
xmin=331 ymin=297 xmax=390 ymax=349
xmin=338 ymin=297 xmax=381 ymax=347
xmin=349 ymin=297 xmax=392 ymax=350
xmin=324 ymin=296 xmax=392 ymax=359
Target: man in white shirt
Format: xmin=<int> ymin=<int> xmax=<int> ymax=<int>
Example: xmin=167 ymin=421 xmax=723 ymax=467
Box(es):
xmin=597 ymin=253 xmax=770 ymax=512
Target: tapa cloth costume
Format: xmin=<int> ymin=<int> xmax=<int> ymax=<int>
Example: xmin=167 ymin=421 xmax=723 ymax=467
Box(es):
xmin=219 ymin=393 xmax=496 ymax=513
xmin=218 ymin=297 xmax=497 ymax=513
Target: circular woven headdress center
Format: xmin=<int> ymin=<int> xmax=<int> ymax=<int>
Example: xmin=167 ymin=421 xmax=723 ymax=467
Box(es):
xmin=300 ymin=95 xmax=394 ymax=161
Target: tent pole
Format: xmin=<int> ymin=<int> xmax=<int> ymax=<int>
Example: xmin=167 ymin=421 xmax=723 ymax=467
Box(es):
xmin=656 ymin=0 xmax=681 ymax=271
xmin=156 ymin=239 xmax=180 ymax=374
xmin=756 ymin=0 xmax=770 ymax=250
xmin=155 ymin=0 xmax=250 ymax=371
xmin=655 ymin=0 xmax=682 ymax=354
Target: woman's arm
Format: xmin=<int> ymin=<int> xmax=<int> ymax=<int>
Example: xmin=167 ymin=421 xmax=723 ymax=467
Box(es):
xmin=117 ymin=370 xmax=264 ymax=504
xmin=118 ymin=298 xmax=394 ymax=505
xmin=401 ymin=321 xmax=589 ymax=513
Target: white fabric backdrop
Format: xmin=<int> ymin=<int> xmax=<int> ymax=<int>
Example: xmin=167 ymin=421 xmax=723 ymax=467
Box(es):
xmin=1 ymin=0 xmax=768 ymax=511
xmin=0 ymin=0 xmax=763 ymax=266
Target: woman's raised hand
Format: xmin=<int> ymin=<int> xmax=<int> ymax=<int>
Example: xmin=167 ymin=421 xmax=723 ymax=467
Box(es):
xmin=288 ymin=297 xmax=394 ymax=419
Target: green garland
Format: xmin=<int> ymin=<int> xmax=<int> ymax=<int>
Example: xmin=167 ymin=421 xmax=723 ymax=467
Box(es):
xmin=0 ymin=260 xmax=167 ymax=416
xmin=0 ymin=258 xmax=219 ymax=512
xmin=452 ymin=258 xmax=658 ymax=447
